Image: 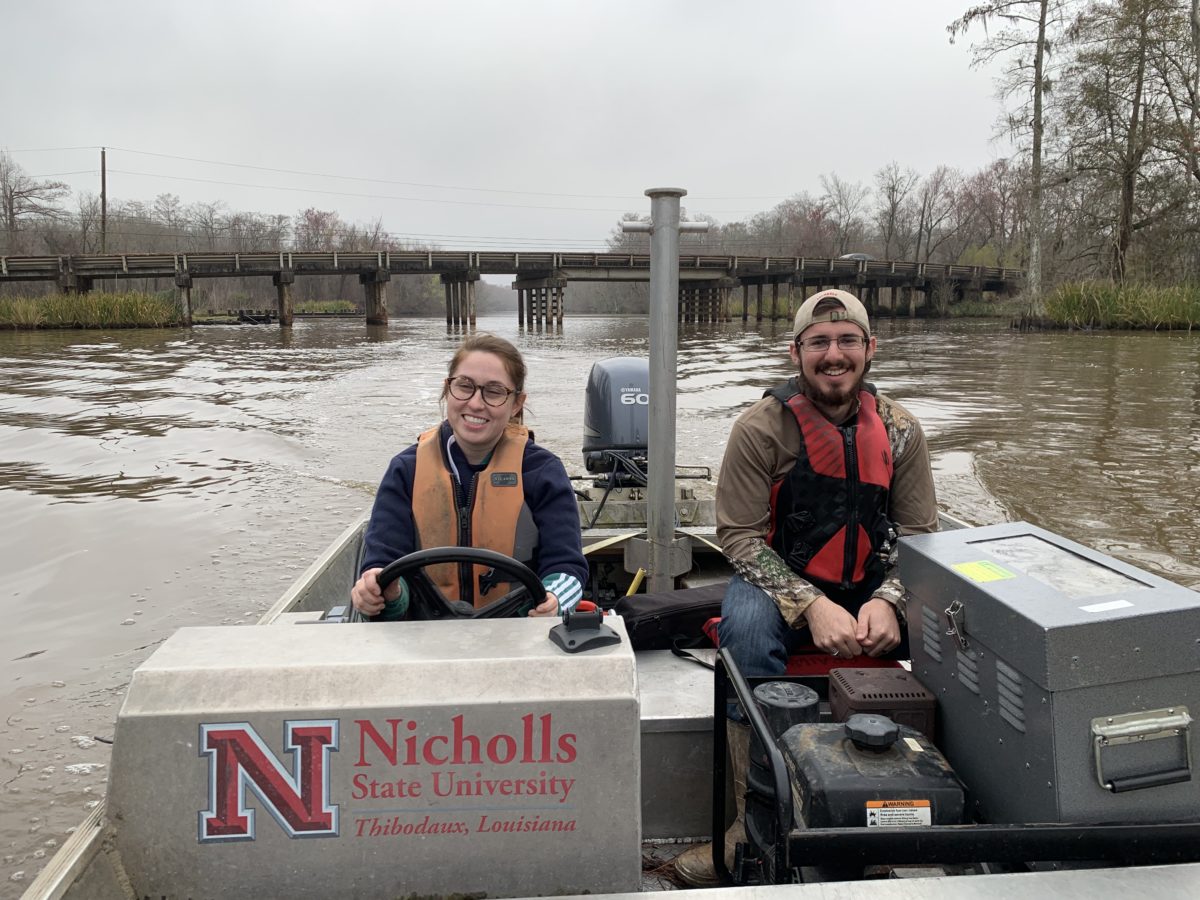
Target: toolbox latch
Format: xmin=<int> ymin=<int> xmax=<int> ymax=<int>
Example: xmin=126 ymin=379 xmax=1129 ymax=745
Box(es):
xmin=1090 ymin=706 xmax=1193 ymax=793
xmin=944 ymin=599 xmax=969 ymax=651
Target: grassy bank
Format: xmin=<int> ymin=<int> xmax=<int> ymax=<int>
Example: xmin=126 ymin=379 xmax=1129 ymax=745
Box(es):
xmin=0 ymin=292 xmax=181 ymax=329
xmin=295 ymin=299 xmax=356 ymax=313
xmin=1046 ymin=282 xmax=1200 ymax=330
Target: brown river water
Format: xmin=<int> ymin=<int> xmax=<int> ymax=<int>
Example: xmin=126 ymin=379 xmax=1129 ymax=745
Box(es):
xmin=2 ymin=315 xmax=1199 ymax=892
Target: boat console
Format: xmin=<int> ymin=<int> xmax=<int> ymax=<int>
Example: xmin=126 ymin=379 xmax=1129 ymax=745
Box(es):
xmin=102 ymin=618 xmax=644 ymax=899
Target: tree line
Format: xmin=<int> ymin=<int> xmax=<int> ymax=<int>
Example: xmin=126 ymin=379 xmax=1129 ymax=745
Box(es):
xmin=4 ymin=1 xmax=1200 ymax=317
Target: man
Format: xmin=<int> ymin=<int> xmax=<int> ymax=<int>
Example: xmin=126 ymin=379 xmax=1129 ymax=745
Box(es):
xmin=674 ymin=288 xmax=938 ymax=887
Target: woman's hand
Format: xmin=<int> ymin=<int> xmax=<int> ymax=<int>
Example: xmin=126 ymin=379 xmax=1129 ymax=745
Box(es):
xmin=351 ymin=567 xmax=400 ymax=617
xmin=527 ymin=591 xmax=560 ymax=617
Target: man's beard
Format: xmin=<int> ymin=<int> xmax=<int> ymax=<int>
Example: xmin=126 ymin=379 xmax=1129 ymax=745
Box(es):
xmin=798 ymin=362 xmax=867 ymax=409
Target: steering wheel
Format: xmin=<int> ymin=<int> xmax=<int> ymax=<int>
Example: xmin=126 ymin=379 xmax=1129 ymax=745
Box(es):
xmin=374 ymin=547 xmax=545 ymax=620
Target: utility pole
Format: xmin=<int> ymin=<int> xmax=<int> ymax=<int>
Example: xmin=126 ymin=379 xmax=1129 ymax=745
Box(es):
xmin=100 ymin=147 xmax=107 ymax=254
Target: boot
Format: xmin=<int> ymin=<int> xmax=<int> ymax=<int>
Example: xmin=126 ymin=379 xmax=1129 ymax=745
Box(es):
xmin=673 ymin=720 xmax=750 ymax=887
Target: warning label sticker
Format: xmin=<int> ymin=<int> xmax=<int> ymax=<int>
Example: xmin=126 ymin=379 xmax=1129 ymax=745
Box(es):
xmin=865 ymin=799 xmax=932 ymax=827
xmin=952 ymin=560 xmax=1016 ymax=583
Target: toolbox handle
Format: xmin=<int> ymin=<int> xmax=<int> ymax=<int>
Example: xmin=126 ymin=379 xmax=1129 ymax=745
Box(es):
xmin=1091 ymin=707 xmax=1192 ymax=793
xmin=1106 ymin=768 xmax=1192 ymax=793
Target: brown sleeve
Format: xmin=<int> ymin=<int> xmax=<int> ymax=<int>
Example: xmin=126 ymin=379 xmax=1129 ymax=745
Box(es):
xmin=879 ymin=395 xmax=939 ymax=536
xmin=872 ymin=395 xmax=939 ymax=616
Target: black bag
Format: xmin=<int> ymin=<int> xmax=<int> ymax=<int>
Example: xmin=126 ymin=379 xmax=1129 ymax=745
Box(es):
xmin=613 ymin=582 xmax=726 ymax=652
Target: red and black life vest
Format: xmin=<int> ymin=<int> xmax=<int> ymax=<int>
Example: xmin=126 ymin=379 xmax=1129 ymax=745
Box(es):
xmin=766 ymin=380 xmax=895 ymax=595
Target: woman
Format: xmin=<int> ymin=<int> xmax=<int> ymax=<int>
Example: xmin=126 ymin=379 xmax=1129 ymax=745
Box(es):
xmin=351 ymin=334 xmax=587 ymax=620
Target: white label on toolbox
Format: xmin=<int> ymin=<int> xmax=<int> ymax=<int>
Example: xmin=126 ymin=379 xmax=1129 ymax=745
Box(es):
xmin=1080 ymin=599 xmax=1134 ymax=613
xmin=866 ymin=800 xmax=931 ymax=827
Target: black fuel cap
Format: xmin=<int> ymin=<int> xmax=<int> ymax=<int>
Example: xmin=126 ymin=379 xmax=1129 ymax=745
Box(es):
xmin=845 ymin=713 xmax=900 ymax=750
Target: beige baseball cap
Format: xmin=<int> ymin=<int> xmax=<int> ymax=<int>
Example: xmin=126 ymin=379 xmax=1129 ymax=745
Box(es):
xmin=792 ymin=289 xmax=870 ymax=341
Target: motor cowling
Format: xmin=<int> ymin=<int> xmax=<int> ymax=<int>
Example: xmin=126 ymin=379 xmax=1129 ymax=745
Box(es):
xmin=582 ymin=357 xmax=649 ymax=484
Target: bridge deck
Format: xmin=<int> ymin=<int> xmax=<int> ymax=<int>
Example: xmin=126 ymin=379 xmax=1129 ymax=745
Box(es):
xmin=0 ymin=250 xmax=1021 ymax=292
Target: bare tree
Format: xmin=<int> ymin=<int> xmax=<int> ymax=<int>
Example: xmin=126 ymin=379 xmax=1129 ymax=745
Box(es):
xmin=874 ymin=162 xmax=921 ymax=259
xmin=1055 ymin=0 xmax=1180 ymax=281
xmin=189 ymin=200 xmax=227 ymax=251
xmin=0 ymin=151 xmax=70 ymax=253
xmin=914 ymin=166 xmax=965 ymax=262
xmin=819 ymin=173 xmax=870 ymax=255
xmin=76 ymin=192 xmax=103 ymax=254
xmin=950 ymin=0 xmax=1073 ymax=316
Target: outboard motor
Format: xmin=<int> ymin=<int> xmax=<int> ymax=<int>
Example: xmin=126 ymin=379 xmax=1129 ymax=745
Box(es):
xmin=582 ymin=357 xmax=649 ymax=487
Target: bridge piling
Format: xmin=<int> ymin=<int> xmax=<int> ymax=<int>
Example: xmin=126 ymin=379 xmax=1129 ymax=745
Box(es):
xmin=174 ymin=272 xmax=193 ymax=327
xmin=362 ymin=268 xmax=390 ymax=326
xmin=273 ymin=270 xmax=295 ymax=327
xmin=441 ymin=271 xmax=479 ymax=330
xmin=512 ymin=275 xmax=565 ymax=329
xmin=57 ymin=273 xmax=93 ymax=295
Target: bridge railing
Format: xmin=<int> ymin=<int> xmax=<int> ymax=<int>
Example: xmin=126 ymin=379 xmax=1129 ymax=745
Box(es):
xmin=0 ymin=251 xmax=1024 ymax=286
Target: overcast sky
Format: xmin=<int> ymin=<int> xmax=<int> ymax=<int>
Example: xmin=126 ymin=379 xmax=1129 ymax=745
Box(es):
xmin=3 ymin=0 xmax=1014 ymax=251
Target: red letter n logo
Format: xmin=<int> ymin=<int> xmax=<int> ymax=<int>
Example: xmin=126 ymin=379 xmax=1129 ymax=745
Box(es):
xmin=199 ymin=720 xmax=339 ymax=842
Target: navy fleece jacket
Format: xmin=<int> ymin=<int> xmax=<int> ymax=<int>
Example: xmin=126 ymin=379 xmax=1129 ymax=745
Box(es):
xmin=361 ymin=421 xmax=588 ymax=600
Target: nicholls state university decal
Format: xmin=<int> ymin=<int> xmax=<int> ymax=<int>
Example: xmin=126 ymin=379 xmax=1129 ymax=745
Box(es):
xmin=198 ymin=720 xmax=340 ymax=842
xmin=198 ymin=713 xmax=581 ymax=843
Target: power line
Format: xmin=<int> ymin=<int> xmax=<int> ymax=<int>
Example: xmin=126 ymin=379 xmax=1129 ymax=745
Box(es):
xmin=105 ymin=169 xmax=658 ymax=213
xmin=106 ymin=146 xmax=646 ymax=201
xmin=4 ymin=145 xmax=99 ymax=153
xmin=105 ymin=146 xmax=792 ymax=203
xmin=106 ymin=169 xmax=761 ymax=217
xmin=10 ymin=143 xmax=796 ymax=204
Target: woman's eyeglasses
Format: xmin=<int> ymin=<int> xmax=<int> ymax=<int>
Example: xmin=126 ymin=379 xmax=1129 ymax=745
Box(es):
xmin=446 ymin=376 xmax=517 ymax=407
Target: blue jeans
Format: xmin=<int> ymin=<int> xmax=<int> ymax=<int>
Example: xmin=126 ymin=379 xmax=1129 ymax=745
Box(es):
xmin=717 ymin=576 xmax=811 ymax=721
xmin=716 ymin=574 xmax=907 ymax=720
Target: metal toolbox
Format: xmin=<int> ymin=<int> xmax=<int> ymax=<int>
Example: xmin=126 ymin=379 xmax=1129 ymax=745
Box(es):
xmin=898 ymin=521 xmax=1197 ymax=824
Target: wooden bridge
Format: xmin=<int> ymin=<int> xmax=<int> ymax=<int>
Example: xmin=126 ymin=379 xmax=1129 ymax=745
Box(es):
xmin=0 ymin=251 xmax=1023 ymax=327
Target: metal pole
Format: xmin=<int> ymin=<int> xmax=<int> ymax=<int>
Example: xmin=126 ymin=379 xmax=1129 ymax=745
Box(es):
xmin=645 ymin=189 xmax=683 ymax=593
xmin=620 ymin=189 xmax=706 ymax=592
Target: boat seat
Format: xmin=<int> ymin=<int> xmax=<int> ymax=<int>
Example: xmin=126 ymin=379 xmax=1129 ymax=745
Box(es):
xmin=701 ymin=617 xmax=903 ymax=675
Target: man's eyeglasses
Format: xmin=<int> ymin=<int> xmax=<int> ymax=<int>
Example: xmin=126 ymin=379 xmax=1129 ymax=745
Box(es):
xmin=795 ymin=335 xmax=868 ymax=353
xmin=446 ymin=376 xmax=517 ymax=407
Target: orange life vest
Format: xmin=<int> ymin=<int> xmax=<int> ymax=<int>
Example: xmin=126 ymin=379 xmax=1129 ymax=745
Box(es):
xmin=410 ymin=422 xmax=531 ymax=607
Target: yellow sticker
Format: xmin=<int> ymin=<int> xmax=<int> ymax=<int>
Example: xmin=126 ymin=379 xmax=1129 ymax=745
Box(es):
xmin=952 ymin=560 xmax=1016 ymax=583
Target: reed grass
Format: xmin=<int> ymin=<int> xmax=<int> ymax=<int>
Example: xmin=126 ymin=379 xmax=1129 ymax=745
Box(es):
xmin=295 ymin=299 xmax=356 ymax=313
xmin=0 ymin=292 xmax=181 ymax=329
xmin=1046 ymin=282 xmax=1200 ymax=330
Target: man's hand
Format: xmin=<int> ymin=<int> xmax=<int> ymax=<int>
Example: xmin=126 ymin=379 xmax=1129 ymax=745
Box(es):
xmin=855 ymin=597 xmax=901 ymax=657
xmin=527 ymin=591 xmax=560 ymax=618
xmin=804 ymin=596 xmax=862 ymax=658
